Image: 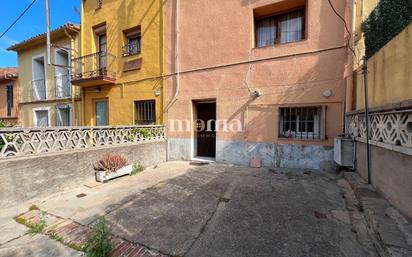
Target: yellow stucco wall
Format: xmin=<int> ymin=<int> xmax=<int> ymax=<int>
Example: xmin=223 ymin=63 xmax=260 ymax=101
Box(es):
xmin=16 ymin=32 xmax=82 ymax=127
xmin=354 ymin=23 xmax=412 ymax=109
xmin=80 ymin=0 xmax=164 ymax=126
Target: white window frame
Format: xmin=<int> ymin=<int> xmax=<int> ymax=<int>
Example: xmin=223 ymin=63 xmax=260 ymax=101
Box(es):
xmin=56 ymin=104 xmax=72 ymax=126
xmin=32 ymin=107 xmax=51 ymax=127
xmin=31 ymin=53 xmax=48 ymax=100
xmin=54 ymin=45 xmax=71 ymax=99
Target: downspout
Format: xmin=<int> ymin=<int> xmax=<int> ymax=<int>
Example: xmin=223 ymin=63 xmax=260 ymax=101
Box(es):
xmin=362 ymin=57 xmax=371 ymax=184
xmin=165 ymin=0 xmax=180 ymax=161
xmin=64 ymin=27 xmax=78 ymax=125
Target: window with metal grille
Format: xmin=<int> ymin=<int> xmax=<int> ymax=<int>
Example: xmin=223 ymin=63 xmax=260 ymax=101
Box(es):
xmin=6 ymin=84 xmax=13 ymax=116
xmin=279 ymin=107 xmax=322 ymax=140
xmin=123 ymin=27 xmax=141 ymax=56
xmin=135 ymin=100 xmax=156 ymax=125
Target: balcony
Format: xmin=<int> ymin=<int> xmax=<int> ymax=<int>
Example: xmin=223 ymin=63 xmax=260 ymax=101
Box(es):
xmin=32 ymin=79 xmax=47 ymax=101
xmin=55 ymin=74 xmax=71 ymax=98
xmin=71 ymin=51 xmax=116 ymax=87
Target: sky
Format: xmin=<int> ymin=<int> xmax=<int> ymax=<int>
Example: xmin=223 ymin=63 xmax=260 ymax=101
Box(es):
xmin=0 ymin=0 xmax=80 ymax=67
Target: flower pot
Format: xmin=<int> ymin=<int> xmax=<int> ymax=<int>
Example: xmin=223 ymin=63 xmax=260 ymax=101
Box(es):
xmin=95 ymin=164 xmax=133 ymax=182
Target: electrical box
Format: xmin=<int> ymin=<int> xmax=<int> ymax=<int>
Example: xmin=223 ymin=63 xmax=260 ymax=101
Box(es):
xmin=334 ymin=137 xmax=354 ymax=167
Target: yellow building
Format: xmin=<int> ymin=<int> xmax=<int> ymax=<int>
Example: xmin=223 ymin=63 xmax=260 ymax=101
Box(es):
xmin=73 ymin=0 xmax=165 ymax=126
xmin=8 ymin=24 xmax=82 ymax=127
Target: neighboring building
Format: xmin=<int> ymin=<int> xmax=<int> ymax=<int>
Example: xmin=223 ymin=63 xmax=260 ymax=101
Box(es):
xmin=165 ymin=0 xmax=352 ymax=169
xmin=0 ymin=68 xmax=19 ymax=126
xmin=347 ymin=0 xmax=412 ymax=219
xmin=8 ymin=24 xmax=81 ymax=127
xmin=72 ymin=0 xmax=164 ymax=126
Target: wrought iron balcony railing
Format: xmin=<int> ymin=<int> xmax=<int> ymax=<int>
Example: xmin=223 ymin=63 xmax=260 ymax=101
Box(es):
xmin=55 ymin=74 xmax=71 ymax=98
xmin=71 ymin=51 xmax=116 ymax=83
xmin=32 ymin=79 xmax=47 ymax=101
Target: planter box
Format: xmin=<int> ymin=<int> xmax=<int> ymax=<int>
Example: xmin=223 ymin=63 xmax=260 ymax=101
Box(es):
xmin=95 ymin=164 xmax=133 ymax=182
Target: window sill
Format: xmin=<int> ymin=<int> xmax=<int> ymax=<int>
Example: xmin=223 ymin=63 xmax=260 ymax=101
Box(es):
xmin=278 ymin=137 xmax=327 ymax=142
xmin=253 ymin=38 xmax=308 ymax=50
xmin=122 ymin=52 xmax=141 ymax=58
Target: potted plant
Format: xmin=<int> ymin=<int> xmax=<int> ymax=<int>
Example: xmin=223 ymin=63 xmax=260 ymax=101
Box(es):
xmin=94 ymin=154 xmax=131 ymax=182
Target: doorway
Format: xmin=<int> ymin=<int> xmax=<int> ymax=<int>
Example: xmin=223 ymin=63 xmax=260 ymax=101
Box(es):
xmin=94 ymin=99 xmax=108 ymax=126
xmin=195 ymin=101 xmax=216 ymax=158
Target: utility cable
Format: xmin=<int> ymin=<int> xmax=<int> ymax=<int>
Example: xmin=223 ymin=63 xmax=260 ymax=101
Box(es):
xmin=0 ymin=0 xmax=37 ymax=39
xmin=327 ymin=0 xmax=357 ymax=58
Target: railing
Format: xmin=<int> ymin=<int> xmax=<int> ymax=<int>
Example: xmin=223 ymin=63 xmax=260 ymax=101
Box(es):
xmin=347 ymin=109 xmax=412 ymax=152
xmin=55 ymin=74 xmax=71 ymax=98
xmin=32 ymin=79 xmax=47 ymax=101
xmin=122 ymin=41 xmax=141 ymax=56
xmin=0 ymin=125 xmax=165 ymax=158
xmin=71 ymin=51 xmax=116 ymax=81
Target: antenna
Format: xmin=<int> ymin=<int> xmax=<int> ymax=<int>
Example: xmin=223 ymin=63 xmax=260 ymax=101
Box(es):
xmin=45 ymin=0 xmax=51 ymax=65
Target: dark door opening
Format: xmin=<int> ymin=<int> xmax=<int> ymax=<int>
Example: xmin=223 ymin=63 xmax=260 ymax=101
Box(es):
xmin=195 ymin=102 xmax=216 ymax=158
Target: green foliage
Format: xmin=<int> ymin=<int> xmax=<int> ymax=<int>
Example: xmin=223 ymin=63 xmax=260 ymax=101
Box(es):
xmin=131 ymin=163 xmax=144 ymax=175
xmin=128 ymin=127 xmax=157 ymax=140
xmin=0 ymin=120 xmax=4 ymax=128
xmin=50 ymin=232 xmax=64 ymax=242
xmin=85 ymin=217 xmax=112 ymax=257
xmin=362 ymin=0 xmax=412 ymax=58
xmin=28 ymin=211 xmax=47 ymax=234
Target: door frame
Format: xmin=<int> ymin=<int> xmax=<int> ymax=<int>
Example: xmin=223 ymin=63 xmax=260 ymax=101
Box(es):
xmin=92 ymin=97 xmax=109 ymax=126
xmin=192 ymin=99 xmax=216 ymax=159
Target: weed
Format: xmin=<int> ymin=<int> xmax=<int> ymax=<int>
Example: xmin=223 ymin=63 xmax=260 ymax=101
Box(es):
xmin=50 ymin=232 xmax=64 ymax=242
xmin=131 ymin=163 xmax=144 ymax=175
xmin=84 ymin=217 xmax=112 ymax=257
xmin=28 ymin=211 xmax=47 ymax=234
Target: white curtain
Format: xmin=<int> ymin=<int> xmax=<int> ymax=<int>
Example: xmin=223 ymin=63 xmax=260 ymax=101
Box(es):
xmin=256 ymin=17 xmax=276 ymax=47
xmin=280 ymin=11 xmax=303 ymax=44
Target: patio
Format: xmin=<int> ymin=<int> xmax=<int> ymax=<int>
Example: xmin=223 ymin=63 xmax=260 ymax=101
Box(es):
xmin=0 ymin=161 xmax=381 ymax=257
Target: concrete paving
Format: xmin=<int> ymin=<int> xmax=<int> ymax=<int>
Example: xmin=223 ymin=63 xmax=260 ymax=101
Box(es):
xmin=0 ymin=161 xmax=382 ymax=257
xmin=0 ymin=234 xmax=84 ymax=257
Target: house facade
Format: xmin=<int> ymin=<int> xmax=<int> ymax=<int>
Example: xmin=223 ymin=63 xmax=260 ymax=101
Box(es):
xmin=164 ymin=0 xmax=352 ymax=169
xmin=72 ymin=0 xmax=165 ymax=126
xmin=8 ymin=24 xmax=81 ymax=127
xmin=347 ymin=0 xmax=412 ymax=219
xmin=0 ymin=68 xmax=19 ymax=126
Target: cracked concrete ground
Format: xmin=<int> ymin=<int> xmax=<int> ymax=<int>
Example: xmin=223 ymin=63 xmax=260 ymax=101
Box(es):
xmin=1 ymin=162 xmax=378 ymax=256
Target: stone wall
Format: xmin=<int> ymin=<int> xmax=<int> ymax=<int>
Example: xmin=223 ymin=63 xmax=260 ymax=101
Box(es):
xmin=0 ymin=140 xmax=166 ymax=208
xmin=356 ymin=142 xmax=412 ymax=220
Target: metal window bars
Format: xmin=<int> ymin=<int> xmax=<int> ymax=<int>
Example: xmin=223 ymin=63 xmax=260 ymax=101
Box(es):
xmin=135 ymin=100 xmax=156 ymax=125
xmin=279 ymin=106 xmax=322 ymax=140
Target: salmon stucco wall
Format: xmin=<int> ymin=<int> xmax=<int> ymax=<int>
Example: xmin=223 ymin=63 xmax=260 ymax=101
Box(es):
xmin=81 ymin=0 xmax=165 ymax=125
xmin=164 ymin=0 xmax=351 ymax=168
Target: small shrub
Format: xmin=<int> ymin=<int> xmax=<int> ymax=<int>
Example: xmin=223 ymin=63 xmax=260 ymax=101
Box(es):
xmin=94 ymin=154 xmax=128 ymax=173
xmin=85 ymin=217 xmax=112 ymax=257
xmin=28 ymin=211 xmax=47 ymax=234
xmin=131 ymin=163 xmax=144 ymax=175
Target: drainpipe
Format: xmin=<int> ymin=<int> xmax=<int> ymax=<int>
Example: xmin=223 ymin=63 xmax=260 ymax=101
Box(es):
xmin=165 ymin=0 xmax=180 ymax=161
xmin=362 ymin=57 xmax=371 ymax=184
